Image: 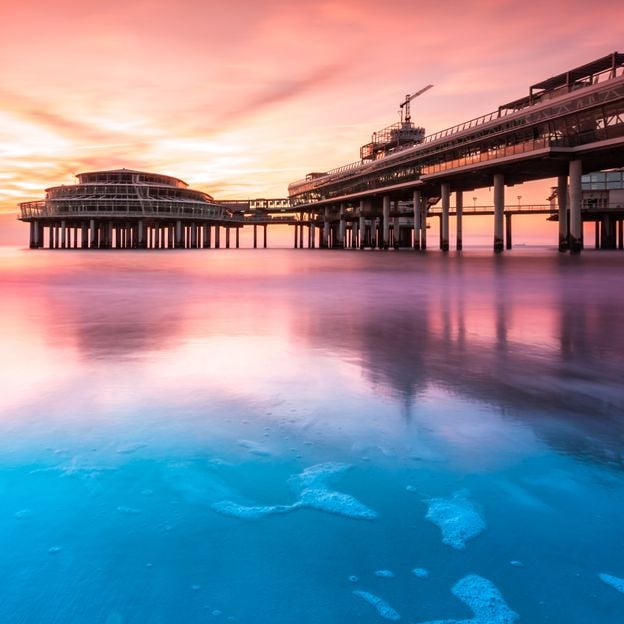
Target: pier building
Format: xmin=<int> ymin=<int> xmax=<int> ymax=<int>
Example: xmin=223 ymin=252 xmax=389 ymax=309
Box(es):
xmin=19 ymin=169 xmax=250 ymax=249
xmin=288 ymin=52 xmax=624 ymax=253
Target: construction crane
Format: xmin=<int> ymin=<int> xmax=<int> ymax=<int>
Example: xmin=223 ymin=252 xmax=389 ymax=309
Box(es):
xmin=399 ymin=84 xmax=433 ymax=124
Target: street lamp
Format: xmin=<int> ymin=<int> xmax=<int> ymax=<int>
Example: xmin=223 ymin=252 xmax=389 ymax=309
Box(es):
xmin=517 ymin=195 xmax=522 ymax=208
xmin=472 ymin=196 xmax=477 ymax=209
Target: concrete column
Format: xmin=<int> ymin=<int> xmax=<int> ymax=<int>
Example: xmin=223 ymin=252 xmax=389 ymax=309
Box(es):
xmin=236 ymin=227 xmax=240 ymax=249
xmin=175 ymin=220 xmax=183 ymax=248
xmin=456 ymin=191 xmax=463 ymax=251
xmin=90 ymin=219 xmax=96 ymax=248
xmin=190 ymin=223 xmax=197 ymax=248
xmin=323 ymin=207 xmax=330 ymax=248
xmin=50 ymin=225 xmax=55 ymax=249
xmin=107 ymin=222 xmax=113 ymax=249
xmin=225 ymin=226 xmax=231 ymax=249
xmin=394 ymin=216 xmax=401 ymax=249
xmin=61 ymin=221 xmax=67 ymax=249
xmin=263 ymin=224 xmax=267 ymax=248
xmin=505 ymin=214 xmax=512 ymax=250
xmin=420 ymin=196 xmax=427 ymax=250
xmin=359 ymin=200 xmax=366 ymax=249
xmin=351 ymin=220 xmax=357 ymax=249
xmin=29 ymin=222 xmax=36 ymax=248
xmin=299 ymin=221 xmax=304 ymax=248
xmin=618 ymin=220 xmax=623 ymax=250
xmin=413 ymin=190 xmax=421 ymax=250
xmin=557 ymin=175 xmax=568 ymax=251
xmin=569 ymin=159 xmax=582 ymax=253
xmin=253 ymin=224 xmax=257 ymax=248
xmin=595 ymin=221 xmax=600 ymax=249
xmin=294 ymin=224 xmax=298 ymax=248
xmin=215 ymin=225 xmax=221 ymax=248
xmin=338 ymin=205 xmax=345 ymax=248
xmin=440 ymin=184 xmax=450 ymax=251
xmin=493 ymin=173 xmax=505 ymax=252
xmin=137 ymin=220 xmax=145 ymax=248
xmin=80 ymin=222 xmax=88 ymax=248
xmin=382 ymin=196 xmax=390 ymax=249
xmin=206 ymin=224 xmax=212 ymax=248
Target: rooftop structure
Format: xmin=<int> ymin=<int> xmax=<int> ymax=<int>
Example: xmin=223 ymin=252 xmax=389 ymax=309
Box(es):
xmin=18 ymin=169 xmax=242 ymax=249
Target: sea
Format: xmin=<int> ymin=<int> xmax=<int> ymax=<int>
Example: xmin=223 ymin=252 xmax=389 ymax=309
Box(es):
xmin=0 ymin=246 xmax=623 ymax=624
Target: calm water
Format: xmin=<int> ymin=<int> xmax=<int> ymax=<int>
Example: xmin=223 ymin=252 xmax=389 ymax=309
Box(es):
xmin=0 ymin=247 xmax=623 ymax=624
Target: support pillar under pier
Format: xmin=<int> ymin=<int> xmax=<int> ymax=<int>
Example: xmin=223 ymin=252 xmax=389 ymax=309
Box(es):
xmin=456 ymin=191 xmax=463 ymax=251
xmin=338 ymin=205 xmax=345 ymax=248
xmin=359 ymin=201 xmax=366 ymax=250
xmin=81 ymin=222 xmax=88 ymax=248
xmin=175 ymin=220 xmax=183 ymax=248
xmin=557 ymin=175 xmax=569 ymax=252
xmin=440 ymin=184 xmax=450 ymax=251
xmin=569 ymin=159 xmax=583 ymax=253
xmin=493 ymin=174 xmax=505 ymax=252
xmin=505 ymin=213 xmax=512 ymax=250
xmin=420 ymin=196 xmax=427 ymax=250
xmin=382 ymin=196 xmax=390 ymax=249
xmin=412 ymin=190 xmax=421 ymax=250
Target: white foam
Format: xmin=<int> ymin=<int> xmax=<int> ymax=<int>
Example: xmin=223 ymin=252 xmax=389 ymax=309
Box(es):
xmin=424 ymin=491 xmax=485 ymax=550
xmin=454 ymin=575 xmax=518 ymax=623
xmin=353 ymin=590 xmax=401 ymax=621
xmin=599 ymin=573 xmax=624 ymax=594
xmin=412 ymin=568 xmax=429 ymax=578
xmin=48 ymin=546 xmax=62 ymax=554
xmin=15 ymin=509 xmax=33 ymax=519
xmin=210 ymin=500 xmax=300 ymax=519
xmin=348 ymin=575 xmax=359 ymax=583
xmin=375 ymin=570 xmax=395 ymax=578
xmin=210 ymin=462 xmax=377 ymax=522
xmin=418 ymin=575 xmax=518 ymax=623
xmin=299 ymin=488 xmax=378 ymax=520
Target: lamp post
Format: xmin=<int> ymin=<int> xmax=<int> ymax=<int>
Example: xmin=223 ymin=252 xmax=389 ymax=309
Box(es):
xmin=472 ymin=196 xmax=477 ymax=210
xmin=517 ymin=195 xmax=522 ymax=209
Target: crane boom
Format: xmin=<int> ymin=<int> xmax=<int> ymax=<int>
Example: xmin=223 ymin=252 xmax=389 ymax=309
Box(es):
xmin=400 ymin=84 xmax=433 ymax=123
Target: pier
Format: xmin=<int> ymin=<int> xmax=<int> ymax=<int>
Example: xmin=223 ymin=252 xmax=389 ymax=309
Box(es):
xmin=288 ymin=52 xmax=624 ymax=253
xmin=18 ymin=53 xmax=624 ymax=253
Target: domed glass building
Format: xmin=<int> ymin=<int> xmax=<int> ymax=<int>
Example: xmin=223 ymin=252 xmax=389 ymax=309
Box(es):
xmin=19 ymin=169 xmax=246 ymax=249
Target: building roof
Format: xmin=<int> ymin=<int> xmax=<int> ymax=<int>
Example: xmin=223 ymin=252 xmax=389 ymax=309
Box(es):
xmin=76 ymin=168 xmax=189 ymax=187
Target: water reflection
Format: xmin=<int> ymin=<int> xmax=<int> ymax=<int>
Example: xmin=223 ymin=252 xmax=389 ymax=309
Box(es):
xmin=1 ymin=248 xmax=623 ymax=462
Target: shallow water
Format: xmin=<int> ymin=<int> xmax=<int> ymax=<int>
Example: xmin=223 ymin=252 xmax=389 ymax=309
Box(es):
xmin=0 ymin=246 xmax=623 ymax=623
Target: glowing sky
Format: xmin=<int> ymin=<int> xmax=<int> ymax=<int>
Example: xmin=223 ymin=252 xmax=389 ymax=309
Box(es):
xmin=1 ymin=0 xmax=622 ymax=223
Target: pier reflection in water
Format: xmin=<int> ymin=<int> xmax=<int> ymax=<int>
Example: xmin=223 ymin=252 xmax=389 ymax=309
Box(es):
xmin=0 ymin=248 xmax=623 ymax=623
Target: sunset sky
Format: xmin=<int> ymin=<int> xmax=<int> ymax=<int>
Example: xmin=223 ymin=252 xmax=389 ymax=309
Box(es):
xmin=1 ymin=0 xmax=622 ymax=240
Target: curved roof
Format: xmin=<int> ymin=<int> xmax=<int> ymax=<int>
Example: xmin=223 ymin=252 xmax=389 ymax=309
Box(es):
xmin=76 ymin=168 xmax=189 ymax=187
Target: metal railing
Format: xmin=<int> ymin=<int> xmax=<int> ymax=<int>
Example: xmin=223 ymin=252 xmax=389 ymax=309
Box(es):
xmin=19 ymin=199 xmax=231 ymax=220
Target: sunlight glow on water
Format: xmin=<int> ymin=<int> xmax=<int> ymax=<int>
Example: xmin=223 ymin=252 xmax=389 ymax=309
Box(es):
xmin=0 ymin=247 xmax=623 ymax=623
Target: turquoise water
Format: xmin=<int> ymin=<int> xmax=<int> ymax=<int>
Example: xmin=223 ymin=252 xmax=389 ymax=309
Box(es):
xmin=0 ymin=247 xmax=623 ymax=623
